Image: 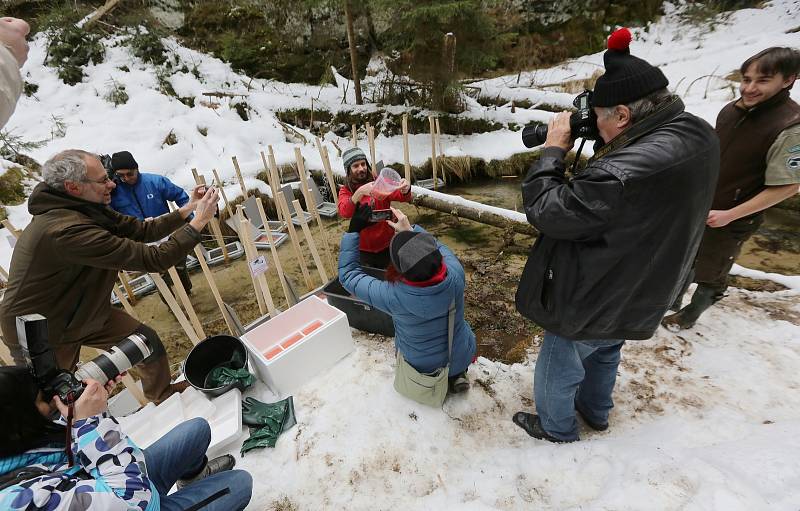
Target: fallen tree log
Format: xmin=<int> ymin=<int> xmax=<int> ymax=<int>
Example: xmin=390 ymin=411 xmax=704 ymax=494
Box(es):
xmin=410 ymin=186 xmax=536 ymax=236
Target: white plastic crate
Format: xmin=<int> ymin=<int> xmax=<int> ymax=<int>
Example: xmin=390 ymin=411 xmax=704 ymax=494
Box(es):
xmin=253 ymin=231 xmax=288 ymax=250
xmin=111 ymin=274 xmax=156 ymax=305
xmin=115 ymin=386 xmax=243 ymax=457
xmin=206 ymin=241 xmax=245 ymax=266
xmin=242 ymin=295 xmax=354 ymax=396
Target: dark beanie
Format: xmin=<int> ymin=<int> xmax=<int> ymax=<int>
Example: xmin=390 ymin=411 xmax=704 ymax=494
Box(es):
xmin=390 ymin=230 xmax=443 ymax=282
xmin=342 ymin=147 xmax=369 ymax=174
xmin=110 ymin=151 xmax=138 ymax=171
xmin=592 ymin=28 xmax=668 ymax=107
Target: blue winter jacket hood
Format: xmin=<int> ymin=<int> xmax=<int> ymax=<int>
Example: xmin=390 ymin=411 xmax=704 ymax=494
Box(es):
xmin=110 ymin=172 xmax=189 ymax=220
xmin=338 ymin=226 xmax=476 ymax=375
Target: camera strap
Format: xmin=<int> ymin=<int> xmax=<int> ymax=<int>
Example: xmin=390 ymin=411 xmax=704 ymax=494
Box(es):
xmin=65 ymin=402 xmax=75 ymax=467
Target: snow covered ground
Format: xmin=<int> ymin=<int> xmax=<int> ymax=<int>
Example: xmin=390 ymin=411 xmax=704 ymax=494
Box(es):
xmin=1 ymin=0 xmax=799 ymax=508
xmin=239 ymin=285 xmax=800 ymax=510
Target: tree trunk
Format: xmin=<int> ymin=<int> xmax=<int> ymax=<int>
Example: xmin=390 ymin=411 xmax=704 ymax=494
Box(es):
xmin=344 ymin=0 xmax=363 ymax=105
xmin=410 ymin=188 xmax=536 ymax=236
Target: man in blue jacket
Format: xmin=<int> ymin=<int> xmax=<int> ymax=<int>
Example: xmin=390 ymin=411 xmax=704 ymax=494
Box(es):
xmin=110 ymin=151 xmax=193 ymax=294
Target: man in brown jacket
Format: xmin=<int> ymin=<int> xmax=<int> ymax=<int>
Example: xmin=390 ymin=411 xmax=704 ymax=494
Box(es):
xmin=663 ymin=47 xmax=800 ymax=330
xmin=0 ymin=149 xmax=220 ymax=403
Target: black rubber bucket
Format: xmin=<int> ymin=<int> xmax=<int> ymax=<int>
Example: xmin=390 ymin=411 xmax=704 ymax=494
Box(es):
xmin=183 ymin=335 xmax=249 ymax=397
xmin=323 ymin=266 xmax=395 ymax=337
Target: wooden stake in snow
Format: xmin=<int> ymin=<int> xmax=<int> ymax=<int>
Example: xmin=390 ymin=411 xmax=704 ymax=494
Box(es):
xmin=268 ymin=154 xmax=313 ymax=290
xmin=232 ymin=156 xmax=248 ymax=199
xmin=402 ymin=113 xmax=411 ymax=183
xmin=295 ymin=147 xmax=335 ymax=273
xmin=212 ymin=168 xmax=234 ymax=221
xmin=112 ymin=283 xmax=138 ymax=320
xmin=429 ymin=116 xmax=438 ymax=191
xmin=232 ymin=205 xmax=266 ymax=316
xmin=435 ymin=118 xmax=445 ymax=185
xmin=265 ymin=147 xmax=287 ymax=225
xmin=254 ymin=196 xmax=294 ymax=307
xmin=191 ymin=171 xmax=228 ymax=263
xmin=192 ymin=244 xmax=237 ymax=336
xmin=118 ymin=271 xmax=137 ymax=305
xmin=150 ymin=272 xmax=201 ymax=346
xmin=0 ymin=264 xmax=8 ymax=282
xmin=366 ymin=122 xmax=376 ymax=170
xmin=292 ymin=199 xmax=328 ymax=284
xmin=238 ymin=208 xmax=277 ymax=317
xmin=167 ymin=266 xmax=205 ymax=340
xmin=351 ymin=125 xmax=358 ymax=147
xmin=259 ymin=150 xmax=283 ymax=225
xmin=315 ymin=137 xmax=339 ymax=206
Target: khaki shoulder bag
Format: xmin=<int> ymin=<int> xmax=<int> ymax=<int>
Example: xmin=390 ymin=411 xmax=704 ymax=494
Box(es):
xmin=393 ymin=299 xmax=455 ymax=407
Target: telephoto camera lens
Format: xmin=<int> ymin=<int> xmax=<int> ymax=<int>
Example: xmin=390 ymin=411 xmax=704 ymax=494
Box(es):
xmin=521 ymin=124 xmax=549 ymax=148
xmin=74 ymin=333 xmax=153 ymax=384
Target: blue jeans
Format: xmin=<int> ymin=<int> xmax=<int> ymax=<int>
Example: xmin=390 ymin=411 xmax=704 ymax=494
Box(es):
xmin=144 ymin=418 xmax=253 ymax=511
xmin=534 ymin=332 xmax=624 ymax=441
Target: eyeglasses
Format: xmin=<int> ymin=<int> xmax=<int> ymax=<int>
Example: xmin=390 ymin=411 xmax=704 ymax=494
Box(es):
xmin=83 ymin=176 xmax=112 ymax=185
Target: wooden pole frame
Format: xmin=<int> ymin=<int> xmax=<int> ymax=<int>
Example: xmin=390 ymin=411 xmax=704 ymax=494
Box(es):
xmin=118 ymin=271 xmax=137 ymax=305
xmin=150 ymin=272 xmax=201 ymax=345
xmin=233 ymin=205 xmax=267 ymax=315
xmin=254 ymin=196 xmax=294 ymax=307
xmin=269 ymin=158 xmax=314 ymax=290
xmin=294 ymin=147 xmax=334 ymax=273
xmin=366 ymin=122 xmax=376 ymax=170
xmin=167 ymin=266 xmax=205 ymax=340
xmin=402 ymin=113 xmax=411 ymax=183
xmin=1 ymin=219 xmax=21 ymax=238
xmin=191 ymin=171 xmax=228 ymax=263
xmin=351 ymin=125 xmax=358 ymax=147
xmin=232 ymin=156 xmax=248 ymax=199
xmin=435 ymin=118 xmax=445 ymax=186
xmin=429 ymin=115 xmax=438 ymax=191
xmin=238 ymin=209 xmax=277 ymax=316
xmin=212 ymin=168 xmax=235 ymax=221
xmin=315 ymin=137 xmax=339 ymax=206
xmin=292 ymin=199 xmax=328 ymax=284
xmin=266 ymin=147 xmax=287 ymax=225
xmin=192 ymin=244 xmax=237 ymax=336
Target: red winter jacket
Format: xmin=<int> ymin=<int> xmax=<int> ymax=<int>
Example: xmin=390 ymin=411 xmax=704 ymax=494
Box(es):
xmin=338 ymin=184 xmax=412 ymax=253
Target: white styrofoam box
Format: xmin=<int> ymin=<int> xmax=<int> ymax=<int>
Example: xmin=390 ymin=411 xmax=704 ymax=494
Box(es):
xmin=116 ymin=387 xmax=242 ymax=455
xmin=316 ymin=202 xmax=338 ymax=218
xmin=242 ymin=295 xmax=354 ymax=396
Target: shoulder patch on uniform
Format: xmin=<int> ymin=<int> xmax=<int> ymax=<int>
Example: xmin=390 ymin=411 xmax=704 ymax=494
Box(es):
xmin=788 ymin=144 xmax=800 ymax=154
xmin=788 ymin=155 xmax=800 ymax=170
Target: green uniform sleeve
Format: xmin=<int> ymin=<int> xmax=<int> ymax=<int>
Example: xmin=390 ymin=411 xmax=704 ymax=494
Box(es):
xmin=764 ymin=125 xmax=800 ymax=186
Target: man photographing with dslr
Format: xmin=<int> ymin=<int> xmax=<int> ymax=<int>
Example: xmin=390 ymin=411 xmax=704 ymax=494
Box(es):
xmin=513 ymin=28 xmax=719 ymax=442
xmin=0 ymin=149 xmax=219 ymax=404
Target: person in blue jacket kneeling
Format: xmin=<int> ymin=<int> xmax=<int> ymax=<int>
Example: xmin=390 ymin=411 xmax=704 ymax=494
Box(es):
xmin=339 ymin=204 xmax=477 ymax=394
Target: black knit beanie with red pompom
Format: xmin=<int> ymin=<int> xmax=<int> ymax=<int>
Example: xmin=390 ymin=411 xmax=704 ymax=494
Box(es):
xmin=593 ymin=27 xmax=669 ymax=107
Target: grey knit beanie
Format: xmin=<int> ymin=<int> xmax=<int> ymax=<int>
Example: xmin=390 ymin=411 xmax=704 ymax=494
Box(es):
xmin=342 ymin=147 xmax=369 ymax=174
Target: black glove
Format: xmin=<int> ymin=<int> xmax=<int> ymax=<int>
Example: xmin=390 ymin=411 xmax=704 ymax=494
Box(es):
xmin=348 ymin=203 xmax=373 ymax=233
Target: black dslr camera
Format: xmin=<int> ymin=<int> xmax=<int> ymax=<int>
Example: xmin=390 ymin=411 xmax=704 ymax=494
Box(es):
xmin=16 ymin=314 xmax=154 ymax=404
xmin=521 ymin=90 xmax=599 ymax=148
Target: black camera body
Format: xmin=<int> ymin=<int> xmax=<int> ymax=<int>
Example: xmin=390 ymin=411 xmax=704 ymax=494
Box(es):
xmin=522 ymin=90 xmax=599 ymax=148
xmin=16 ymin=314 xmax=154 ymax=405
xmin=16 ymin=314 xmax=85 ymax=404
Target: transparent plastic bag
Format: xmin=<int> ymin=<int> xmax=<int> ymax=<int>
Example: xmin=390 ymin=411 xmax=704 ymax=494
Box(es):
xmin=371 ymin=167 xmax=403 ymax=200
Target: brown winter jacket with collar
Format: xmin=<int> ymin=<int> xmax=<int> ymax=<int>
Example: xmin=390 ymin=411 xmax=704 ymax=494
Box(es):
xmin=0 ymin=182 xmax=200 ymax=348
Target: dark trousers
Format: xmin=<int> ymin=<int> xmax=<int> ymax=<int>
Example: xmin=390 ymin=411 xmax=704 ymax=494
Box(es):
xmin=162 ymin=257 xmax=192 ymax=294
xmin=693 ymin=214 xmax=763 ymax=295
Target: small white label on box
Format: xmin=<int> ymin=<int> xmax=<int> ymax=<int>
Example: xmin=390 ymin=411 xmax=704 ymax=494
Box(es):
xmin=249 ymin=255 xmax=268 ymax=276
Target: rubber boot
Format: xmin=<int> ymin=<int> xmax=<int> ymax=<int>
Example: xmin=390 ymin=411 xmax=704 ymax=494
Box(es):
xmin=661 ymin=285 xmax=719 ymax=332
xmin=137 ymin=353 xmax=174 ymax=403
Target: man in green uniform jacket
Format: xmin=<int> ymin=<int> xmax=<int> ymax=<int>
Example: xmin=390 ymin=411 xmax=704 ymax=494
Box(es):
xmin=0 ymin=149 xmax=219 ymax=403
xmin=663 ymin=47 xmax=800 ymax=330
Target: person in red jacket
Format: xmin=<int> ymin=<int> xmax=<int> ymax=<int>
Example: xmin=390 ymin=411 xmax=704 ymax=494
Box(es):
xmin=338 ymin=147 xmax=411 ymax=268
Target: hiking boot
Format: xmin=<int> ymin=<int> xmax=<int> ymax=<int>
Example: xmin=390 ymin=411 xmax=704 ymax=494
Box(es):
xmin=660 ymin=284 xmax=720 ymax=332
xmin=448 ymin=373 xmax=469 ymax=394
xmin=574 ymin=402 xmax=608 ymax=432
xmin=512 ymin=412 xmax=573 ymax=443
xmin=176 ymin=454 xmax=236 ymax=490
xmin=660 ymin=310 xmax=697 ymax=332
